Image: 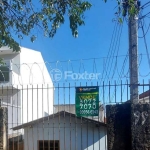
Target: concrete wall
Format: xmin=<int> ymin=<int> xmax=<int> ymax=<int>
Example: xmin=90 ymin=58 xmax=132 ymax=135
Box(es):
xmin=106 ymin=103 xmax=131 ymax=150
xmin=23 ymin=116 xmax=107 ymax=150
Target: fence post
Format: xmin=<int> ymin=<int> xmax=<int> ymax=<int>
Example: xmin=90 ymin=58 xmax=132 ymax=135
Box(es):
xmin=0 ymin=104 xmax=8 ymax=150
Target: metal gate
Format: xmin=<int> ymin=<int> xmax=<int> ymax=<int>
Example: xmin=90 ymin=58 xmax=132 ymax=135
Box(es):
xmin=0 ymin=81 xmax=150 ymax=150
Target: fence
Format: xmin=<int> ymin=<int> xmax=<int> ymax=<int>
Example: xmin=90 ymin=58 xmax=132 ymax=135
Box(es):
xmin=0 ymin=81 xmax=150 ymax=150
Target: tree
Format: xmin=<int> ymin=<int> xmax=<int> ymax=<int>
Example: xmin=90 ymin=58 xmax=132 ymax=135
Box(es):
xmin=0 ymin=0 xmax=140 ymax=52
xmin=0 ymin=0 xmax=91 ymax=51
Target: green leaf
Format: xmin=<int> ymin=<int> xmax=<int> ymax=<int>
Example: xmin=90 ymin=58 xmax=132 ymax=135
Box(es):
xmin=30 ymin=35 xmax=36 ymax=42
xmin=0 ymin=0 xmax=92 ymax=51
xmin=118 ymin=18 xmax=123 ymax=23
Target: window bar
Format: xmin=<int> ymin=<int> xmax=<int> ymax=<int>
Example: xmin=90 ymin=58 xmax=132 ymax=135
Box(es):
xmin=91 ymin=82 xmax=94 ymax=122
xmin=1 ymin=86 xmax=5 ymax=149
xmin=75 ymin=82 xmax=77 ymax=150
xmin=63 ymin=83 xmax=66 ymax=150
xmin=148 ymin=80 xmax=150 ymax=103
xmin=143 ymin=79 xmax=145 ymax=103
xmin=37 ymin=85 xmax=39 ymax=147
xmin=93 ymin=122 xmax=95 ymax=150
xmin=11 ymin=85 xmax=14 ymax=150
xmin=80 ymin=82 xmax=83 ymax=150
xmin=109 ymin=81 xmax=110 ymax=103
xmin=53 ymin=84 xmax=56 ymax=150
xmin=27 ymin=85 xmax=29 ymax=150
xmin=86 ymin=82 xmax=89 ymax=150
xmin=42 ymin=84 xmax=45 ymax=150
xmin=52 ymin=86 xmax=55 ymax=150
xmin=121 ymin=80 xmax=122 ymax=103
xmin=17 ymin=85 xmax=19 ymax=150
xmin=1 ymin=85 xmax=3 ymax=106
xmin=52 ymin=84 xmax=55 ymax=150
xmin=1 ymin=87 xmax=3 ymax=149
xmin=87 ymin=115 xmax=89 ymax=150
xmin=103 ymin=81 xmax=105 ymax=106
xmin=127 ymin=80 xmax=129 ymax=103
xmin=6 ymin=86 xmax=9 ymax=150
xmin=58 ymin=83 xmax=60 ymax=150
xmin=32 ymin=85 xmax=33 ymax=122
xmin=21 ymin=85 xmax=23 ymax=125
xmin=69 ymin=82 xmax=72 ymax=150
xmin=21 ymin=85 xmax=24 ymax=150
xmin=103 ymin=81 xmax=107 ymax=150
xmin=91 ymin=82 xmax=94 ymax=150
xmin=54 ymin=83 xmax=60 ymax=149
xmin=97 ymin=82 xmax=101 ymax=150
xmin=115 ymin=80 xmax=116 ymax=103
xmin=47 ymin=84 xmax=50 ymax=150
xmin=32 ymin=85 xmax=34 ymax=150
xmin=27 ymin=85 xmax=28 ymax=124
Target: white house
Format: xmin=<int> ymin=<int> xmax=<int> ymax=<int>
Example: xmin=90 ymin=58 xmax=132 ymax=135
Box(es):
xmin=0 ymin=46 xmax=54 ymax=136
xmin=12 ymin=111 xmax=107 ymax=150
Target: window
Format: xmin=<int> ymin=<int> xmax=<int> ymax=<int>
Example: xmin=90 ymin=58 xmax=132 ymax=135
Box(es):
xmin=38 ymin=140 xmax=59 ymax=150
xmin=0 ymin=96 xmax=11 ymax=104
xmin=0 ymin=66 xmax=9 ymax=82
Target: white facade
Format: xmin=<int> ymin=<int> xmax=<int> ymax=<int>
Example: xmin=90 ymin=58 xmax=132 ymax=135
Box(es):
xmin=0 ymin=46 xmax=54 ymax=135
xmin=13 ymin=112 xmax=107 ymax=150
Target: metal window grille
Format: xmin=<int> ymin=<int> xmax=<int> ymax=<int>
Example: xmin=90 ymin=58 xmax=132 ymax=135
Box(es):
xmin=38 ymin=140 xmax=60 ymax=150
xmin=0 ymin=81 xmax=148 ymax=150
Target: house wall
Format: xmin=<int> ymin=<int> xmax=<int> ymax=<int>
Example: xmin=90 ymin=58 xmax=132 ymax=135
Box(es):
xmin=0 ymin=47 xmax=54 ymax=134
xmin=24 ymin=116 xmax=107 ymax=150
xmin=19 ymin=47 xmax=54 ymax=124
xmin=21 ymin=84 xmax=54 ymax=124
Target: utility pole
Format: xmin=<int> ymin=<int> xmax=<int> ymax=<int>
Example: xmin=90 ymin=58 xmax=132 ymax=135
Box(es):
xmin=128 ymin=1 xmax=140 ymax=150
xmin=128 ymin=1 xmax=139 ymax=103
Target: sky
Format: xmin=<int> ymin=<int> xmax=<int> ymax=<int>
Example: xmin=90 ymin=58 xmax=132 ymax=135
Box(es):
xmin=14 ymin=0 xmax=150 ymax=80
xmin=16 ymin=0 xmax=127 ymax=61
xmin=11 ymin=0 xmax=150 ymax=103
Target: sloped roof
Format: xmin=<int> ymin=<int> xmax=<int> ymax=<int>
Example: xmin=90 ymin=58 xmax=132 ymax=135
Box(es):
xmin=139 ymin=90 xmax=150 ymax=99
xmin=12 ymin=111 xmax=106 ymax=130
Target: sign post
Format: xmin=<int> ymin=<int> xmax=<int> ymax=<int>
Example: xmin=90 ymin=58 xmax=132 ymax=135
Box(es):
xmin=75 ymin=86 xmax=99 ymax=117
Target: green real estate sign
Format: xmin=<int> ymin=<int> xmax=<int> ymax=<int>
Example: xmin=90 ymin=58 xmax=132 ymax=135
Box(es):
xmin=75 ymin=86 xmax=99 ymax=117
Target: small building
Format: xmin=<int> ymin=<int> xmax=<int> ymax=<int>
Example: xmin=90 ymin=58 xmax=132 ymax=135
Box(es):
xmin=12 ymin=111 xmax=107 ymax=150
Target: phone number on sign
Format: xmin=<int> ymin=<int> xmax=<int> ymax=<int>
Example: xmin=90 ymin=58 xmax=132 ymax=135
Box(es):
xmin=79 ymin=110 xmax=99 ymax=115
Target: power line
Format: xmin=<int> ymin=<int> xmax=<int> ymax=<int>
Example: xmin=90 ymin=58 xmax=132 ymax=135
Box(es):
xmin=141 ymin=21 xmax=150 ymax=68
xmin=99 ymin=22 xmax=119 ymax=83
xmin=141 ymin=1 xmax=150 ymax=9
